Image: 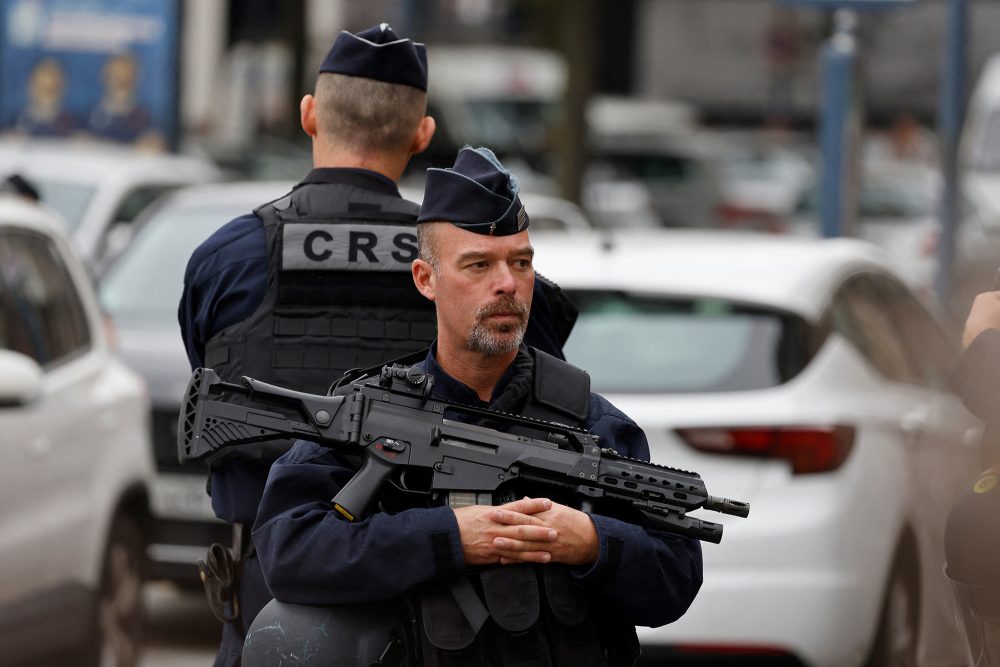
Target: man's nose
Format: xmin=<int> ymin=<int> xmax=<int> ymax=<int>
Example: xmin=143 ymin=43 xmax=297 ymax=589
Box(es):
xmin=492 ymin=263 xmax=517 ymax=294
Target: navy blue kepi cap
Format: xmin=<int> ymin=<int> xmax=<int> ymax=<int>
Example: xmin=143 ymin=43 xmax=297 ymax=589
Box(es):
xmin=418 ymin=147 xmax=529 ymax=236
xmin=319 ymin=23 xmax=427 ymax=91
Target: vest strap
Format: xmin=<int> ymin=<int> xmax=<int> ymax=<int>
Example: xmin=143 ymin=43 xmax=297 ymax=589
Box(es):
xmin=527 ymin=349 xmax=590 ymax=423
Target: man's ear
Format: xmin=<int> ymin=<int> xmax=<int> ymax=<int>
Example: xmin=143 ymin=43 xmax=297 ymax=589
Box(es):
xmin=410 ymin=115 xmax=436 ymax=155
xmin=411 ymin=259 xmax=436 ymax=301
xmin=300 ymin=94 xmax=317 ymax=137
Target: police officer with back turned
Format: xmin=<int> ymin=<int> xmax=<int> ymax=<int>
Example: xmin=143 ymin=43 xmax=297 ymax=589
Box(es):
xmin=249 ymin=147 xmax=704 ymax=666
xmin=178 ymin=25 xmax=576 ymax=667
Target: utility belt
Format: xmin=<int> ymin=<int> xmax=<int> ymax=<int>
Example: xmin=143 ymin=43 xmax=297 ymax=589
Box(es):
xmin=198 ymin=522 xmax=256 ymax=636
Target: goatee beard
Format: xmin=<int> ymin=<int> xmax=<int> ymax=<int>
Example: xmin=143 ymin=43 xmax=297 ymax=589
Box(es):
xmin=465 ymin=295 xmax=529 ymax=356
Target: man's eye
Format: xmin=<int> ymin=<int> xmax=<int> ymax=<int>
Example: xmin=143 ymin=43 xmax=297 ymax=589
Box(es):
xmin=468 ymin=261 xmax=488 ymax=269
xmin=513 ymin=259 xmax=532 ymax=269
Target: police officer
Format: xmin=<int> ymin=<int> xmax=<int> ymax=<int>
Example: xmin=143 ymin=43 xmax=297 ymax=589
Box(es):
xmin=946 ymin=291 xmax=1000 ymax=666
xmin=251 ymin=147 xmax=704 ymax=666
xmin=178 ymin=25 xmax=576 ymax=667
xmin=945 ymin=467 xmax=1000 ymax=667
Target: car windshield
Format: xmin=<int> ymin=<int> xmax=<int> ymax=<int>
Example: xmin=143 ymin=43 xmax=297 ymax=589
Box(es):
xmin=33 ymin=179 xmax=95 ymax=231
xmin=562 ymin=291 xmax=819 ymax=393
xmin=100 ymin=203 xmax=242 ymax=326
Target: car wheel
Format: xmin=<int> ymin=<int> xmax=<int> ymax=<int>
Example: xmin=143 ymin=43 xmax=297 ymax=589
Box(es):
xmin=89 ymin=515 xmax=145 ymax=667
xmin=866 ymin=550 xmax=919 ymax=667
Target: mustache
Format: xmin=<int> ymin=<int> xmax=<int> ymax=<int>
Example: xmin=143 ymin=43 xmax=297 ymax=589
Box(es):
xmin=476 ymin=295 xmax=529 ymax=321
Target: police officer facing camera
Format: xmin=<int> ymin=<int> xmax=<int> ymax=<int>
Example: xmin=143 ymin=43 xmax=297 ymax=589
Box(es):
xmin=250 ymin=147 xmax=704 ymax=666
xmin=178 ymin=25 xmax=577 ymax=667
xmin=946 ymin=291 xmax=1000 ymax=666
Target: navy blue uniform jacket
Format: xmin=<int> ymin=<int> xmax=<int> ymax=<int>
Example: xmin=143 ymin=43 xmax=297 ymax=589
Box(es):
xmin=252 ymin=347 xmax=704 ymax=629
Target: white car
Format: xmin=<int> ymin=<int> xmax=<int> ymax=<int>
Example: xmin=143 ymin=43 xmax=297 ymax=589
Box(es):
xmin=531 ymin=230 xmax=982 ymax=667
xmin=0 ymin=196 xmax=155 ymax=665
xmin=0 ymin=138 xmax=222 ymax=272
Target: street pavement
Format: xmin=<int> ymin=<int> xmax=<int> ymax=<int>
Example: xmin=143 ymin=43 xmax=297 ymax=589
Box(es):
xmin=141 ymin=582 xmax=219 ymax=666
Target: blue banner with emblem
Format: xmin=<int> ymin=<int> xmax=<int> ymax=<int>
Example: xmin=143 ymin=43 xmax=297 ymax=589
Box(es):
xmin=0 ymin=0 xmax=180 ymax=150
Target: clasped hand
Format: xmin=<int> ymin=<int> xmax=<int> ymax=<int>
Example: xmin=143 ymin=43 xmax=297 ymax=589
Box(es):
xmin=454 ymin=496 xmax=599 ymax=567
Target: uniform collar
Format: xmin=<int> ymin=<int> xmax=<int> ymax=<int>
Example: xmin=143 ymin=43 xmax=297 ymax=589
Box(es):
xmin=421 ymin=343 xmax=522 ymax=407
xmin=300 ymin=167 xmax=401 ymax=196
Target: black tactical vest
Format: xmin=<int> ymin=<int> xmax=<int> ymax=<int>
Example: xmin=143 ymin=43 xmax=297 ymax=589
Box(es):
xmin=204 ymin=179 xmax=437 ymax=395
xmin=415 ymin=350 xmax=641 ymax=667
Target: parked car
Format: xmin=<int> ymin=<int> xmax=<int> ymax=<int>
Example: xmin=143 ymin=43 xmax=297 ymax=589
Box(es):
xmin=530 ymin=230 xmax=981 ymax=667
xmin=0 ymin=138 xmax=222 ymax=273
xmin=790 ymin=161 xmax=943 ymax=294
xmin=0 ymin=195 xmax=154 ymax=665
xmin=99 ymin=181 xmax=293 ymax=583
xmin=418 ymin=45 xmax=566 ymax=172
xmin=715 ymin=130 xmax=816 ymax=231
xmin=585 ymin=96 xmax=727 ymax=230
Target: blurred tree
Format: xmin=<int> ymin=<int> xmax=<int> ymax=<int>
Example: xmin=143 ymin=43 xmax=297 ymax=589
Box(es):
xmin=519 ymin=0 xmax=598 ymax=206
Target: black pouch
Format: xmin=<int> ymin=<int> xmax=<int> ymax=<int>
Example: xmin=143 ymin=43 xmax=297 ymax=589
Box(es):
xmin=481 ymin=566 xmax=549 ymax=667
xmin=539 ymin=567 xmax=615 ymax=667
xmin=418 ymin=578 xmax=490 ymax=667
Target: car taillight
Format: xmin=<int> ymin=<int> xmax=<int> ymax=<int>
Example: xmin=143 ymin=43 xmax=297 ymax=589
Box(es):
xmin=675 ymin=425 xmax=855 ymax=474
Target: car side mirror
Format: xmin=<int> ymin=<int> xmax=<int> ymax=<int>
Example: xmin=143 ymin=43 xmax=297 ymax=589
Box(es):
xmin=0 ymin=350 xmax=43 ymax=407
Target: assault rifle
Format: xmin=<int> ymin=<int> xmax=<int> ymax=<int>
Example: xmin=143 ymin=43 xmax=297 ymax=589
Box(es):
xmin=178 ymin=365 xmax=749 ymax=543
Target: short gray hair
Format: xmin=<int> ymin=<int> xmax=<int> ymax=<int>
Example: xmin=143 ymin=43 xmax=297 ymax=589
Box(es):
xmin=315 ymin=72 xmax=426 ymax=154
xmin=416 ymin=222 xmax=440 ymax=272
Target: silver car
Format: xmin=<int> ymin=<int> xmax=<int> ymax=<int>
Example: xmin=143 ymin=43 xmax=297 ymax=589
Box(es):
xmin=0 ymin=194 xmax=154 ymax=665
xmin=0 ymin=138 xmax=222 ymax=272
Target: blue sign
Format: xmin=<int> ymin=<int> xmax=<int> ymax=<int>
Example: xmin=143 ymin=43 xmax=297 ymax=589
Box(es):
xmin=0 ymin=0 xmax=180 ymax=150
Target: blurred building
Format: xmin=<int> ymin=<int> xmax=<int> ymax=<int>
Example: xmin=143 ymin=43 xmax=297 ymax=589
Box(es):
xmin=178 ymin=0 xmax=1000 ymax=156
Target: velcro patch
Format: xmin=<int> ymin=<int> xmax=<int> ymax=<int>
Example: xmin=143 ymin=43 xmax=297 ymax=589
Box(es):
xmin=281 ymin=223 xmax=418 ymax=272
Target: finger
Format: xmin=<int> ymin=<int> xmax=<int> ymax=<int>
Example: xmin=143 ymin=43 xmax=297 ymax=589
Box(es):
xmin=493 ymin=535 xmax=557 ymax=551
xmin=500 ymin=497 xmax=552 ymax=515
xmin=496 ymin=549 xmax=551 ymax=564
xmin=495 ymin=526 xmax=557 ymax=543
xmin=491 ymin=509 xmax=546 ymax=526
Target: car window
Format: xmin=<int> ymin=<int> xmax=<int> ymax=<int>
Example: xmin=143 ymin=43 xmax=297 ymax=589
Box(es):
xmin=29 ymin=179 xmax=95 ymax=232
xmin=562 ymin=291 xmax=821 ymax=393
xmin=871 ymin=275 xmax=958 ymax=388
xmin=111 ymin=185 xmax=177 ymax=225
xmin=0 ymin=229 xmax=91 ymax=367
xmin=830 ymin=273 xmax=920 ymax=384
xmin=593 ymin=154 xmax=697 ymax=184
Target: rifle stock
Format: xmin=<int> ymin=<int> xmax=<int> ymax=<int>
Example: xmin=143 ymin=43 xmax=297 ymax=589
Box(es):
xmin=178 ymin=365 xmax=749 ymax=543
